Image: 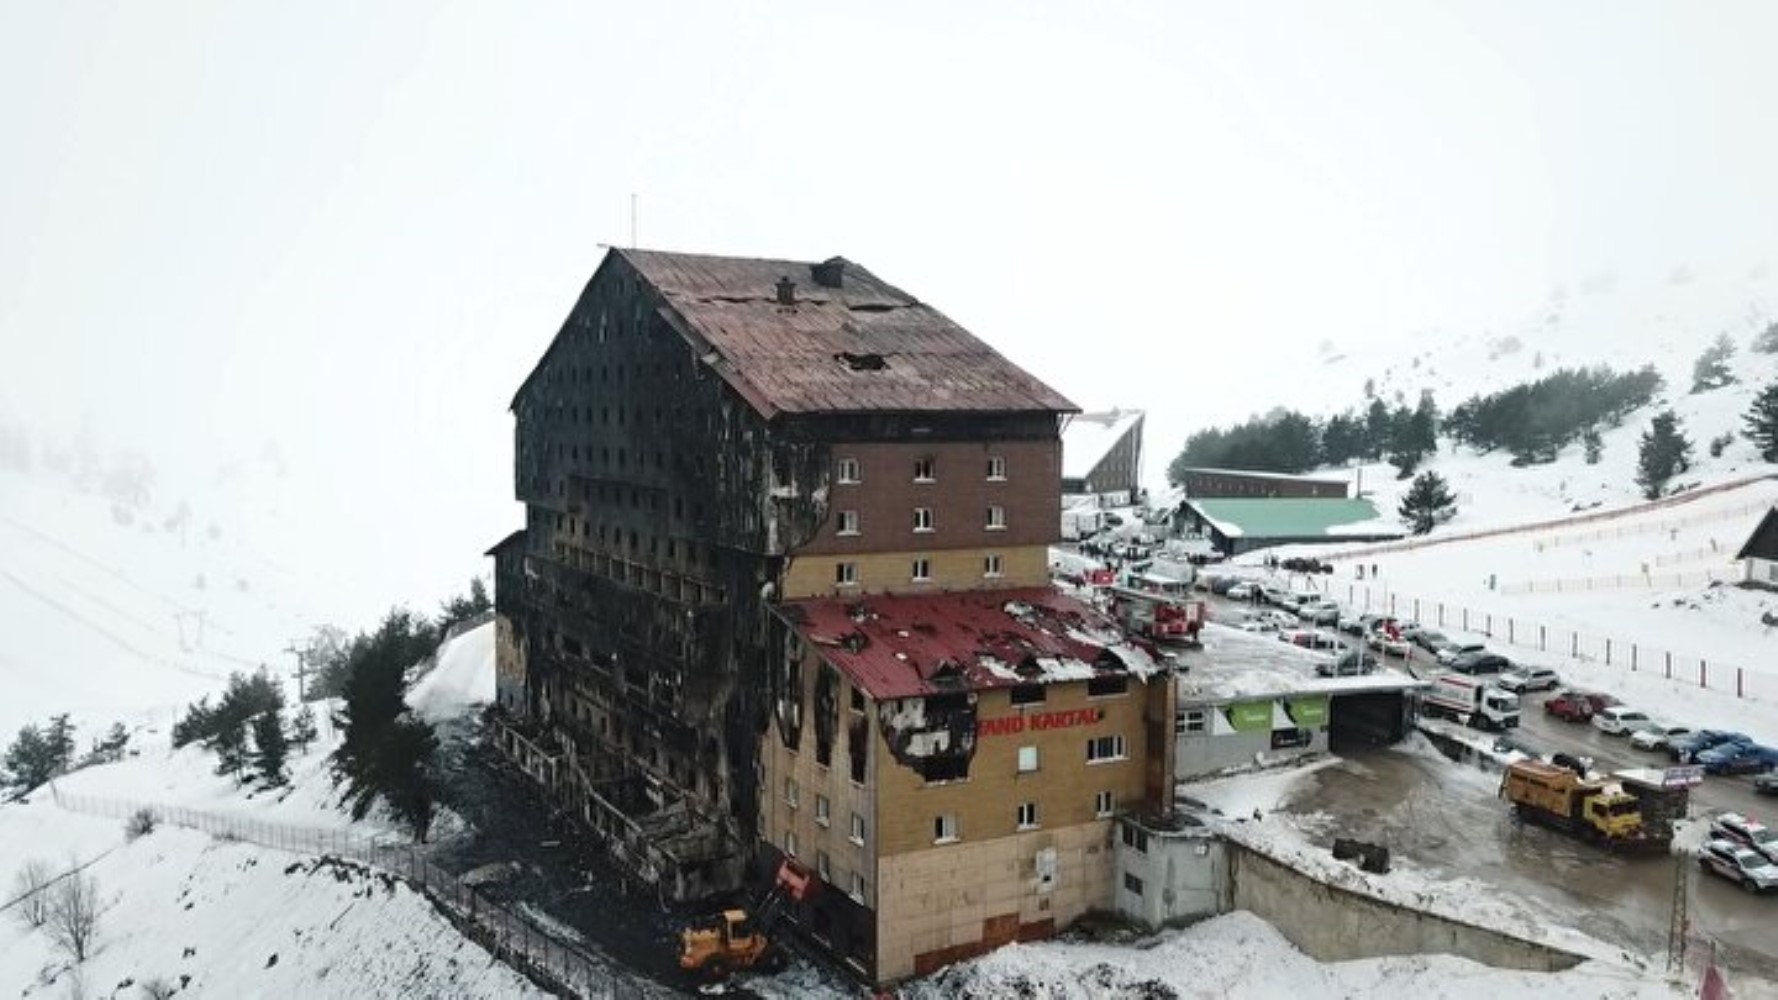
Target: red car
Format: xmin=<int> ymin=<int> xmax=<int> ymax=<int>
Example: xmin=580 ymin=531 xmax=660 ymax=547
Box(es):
xmin=1544 ymin=689 xmax=1620 ymax=723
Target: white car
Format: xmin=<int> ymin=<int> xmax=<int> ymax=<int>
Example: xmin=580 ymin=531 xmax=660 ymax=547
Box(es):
xmin=1591 ymin=706 xmax=1655 ymax=736
xmin=1366 ymin=631 xmax=1412 ymax=658
xmin=1237 ymin=618 xmax=1279 ymax=634
xmin=1436 ymin=642 xmax=1485 ymax=665
xmin=1226 ymin=583 xmax=1256 ymax=601
xmin=1710 ymin=813 xmax=1778 ymax=865
xmin=1699 ymin=838 xmax=1778 ymax=891
xmin=1629 ymin=721 xmax=1694 ymax=752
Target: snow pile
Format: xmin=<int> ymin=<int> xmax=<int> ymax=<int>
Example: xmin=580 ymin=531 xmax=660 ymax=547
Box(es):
xmin=0 ymin=801 xmax=541 ymax=998
xmin=904 ymin=909 xmax=1684 ymax=1000
xmin=408 ymin=621 xmax=497 ymax=723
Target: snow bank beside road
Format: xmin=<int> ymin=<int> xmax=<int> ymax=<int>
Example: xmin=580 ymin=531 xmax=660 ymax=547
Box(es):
xmin=905 ymin=909 xmax=1684 ymax=1000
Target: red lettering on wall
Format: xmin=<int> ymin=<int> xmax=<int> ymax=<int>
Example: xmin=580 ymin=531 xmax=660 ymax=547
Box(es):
xmin=978 ymin=706 xmax=1107 ymax=736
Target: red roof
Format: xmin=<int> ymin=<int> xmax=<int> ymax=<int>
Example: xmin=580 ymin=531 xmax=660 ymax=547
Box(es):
xmin=774 ymin=588 xmax=1126 ymax=701
xmin=620 ymin=249 xmax=1077 ymax=420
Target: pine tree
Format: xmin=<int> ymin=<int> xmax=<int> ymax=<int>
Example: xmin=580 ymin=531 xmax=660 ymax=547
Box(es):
xmin=1364 ymin=399 xmax=1392 ymax=460
xmin=252 ymin=707 xmax=289 ymax=787
xmin=213 ymin=717 xmax=249 ymax=782
xmin=379 ymin=717 xmax=439 ymax=842
xmin=1753 ymin=321 xmax=1778 ymax=354
xmin=1635 ymin=409 xmax=1694 ymax=499
xmin=43 ymin=715 xmax=76 ymax=777
xmin=3 ymin=724 xmax=56 ymax=791
xmin=1582 ymin=427 xmax=1603 ymax=465
xmin=1691 ymin=333 xmax=1737 ymax=392
xmin=291 ymin=704 xmax=319 ymax=754
xmin=1397 ymin=470 xmax=1457 ymax=535
xmin=1743 ymin=383 xmax=1778 ymax=462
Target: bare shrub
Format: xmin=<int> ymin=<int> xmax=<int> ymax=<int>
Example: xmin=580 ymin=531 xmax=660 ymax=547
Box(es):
xmin=138 ymin=977 xmax=177 ymax=1000
xmin=124 ymin=807 xmax=159 ymax=841
xmin=47 ymin=872 xmax=103 ymax=962
xmin=9 ymin=858 xmax=53 ymax=928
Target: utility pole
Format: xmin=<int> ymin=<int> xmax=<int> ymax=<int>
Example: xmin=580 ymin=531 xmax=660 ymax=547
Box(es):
xmin=284 ymin=642 xmax=313 ymax=703
xmin=1667 ymin=849 xmax=1688 ymax=973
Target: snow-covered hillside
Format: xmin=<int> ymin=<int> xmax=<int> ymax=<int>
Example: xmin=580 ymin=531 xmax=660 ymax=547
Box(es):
xmin=0 ymin=623 xmax=526 ymax=999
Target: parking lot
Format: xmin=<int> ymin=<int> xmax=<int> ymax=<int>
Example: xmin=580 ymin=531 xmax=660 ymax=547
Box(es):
xmin=1197 ymin=587 xmax=1778 ymax=979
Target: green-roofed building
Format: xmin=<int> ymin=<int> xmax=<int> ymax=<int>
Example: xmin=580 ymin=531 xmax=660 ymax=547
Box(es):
xmin=1177 ymin=497 xmax=1405 ymax=556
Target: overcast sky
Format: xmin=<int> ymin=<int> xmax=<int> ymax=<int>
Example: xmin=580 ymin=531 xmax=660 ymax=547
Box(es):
xmin=3 ymin=0 xmax=1776 ymax=617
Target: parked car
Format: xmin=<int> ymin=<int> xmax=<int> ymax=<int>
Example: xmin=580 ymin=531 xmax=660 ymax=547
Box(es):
xmin=1297 ymin=602 xmax=1342 ymax=626
xmin=1629 ymin=721 xmax=1694 ymax=752
xmin=1544 ymin=689 xmax=1619 ymax=723
xmin=1592 ymin=706 xmax=1656 ymax=736
xmin=1447 ymin=651 xmax=1511 ymax=675
xmin=1317 ymin=649 xmax=1378 ymax=678
xmin=1259 ymin=585 xmax=1297 ymax=608
xmin=1436 ymin=641 xmax=1486 ymax=665
xmin=1699 ymin=838 xmax=1778 ymax=892
xmin=1670 ymin=730 xmax=1750 ymax=763
xmin=1203 ymin=575 xmax=1238 ymax=596
xmin=1495 ymin=666 xmax=1559 ymax=693
xmin=1757 ymin=772 xmax=1778 ymax=796
xmin=1226 ymin=582 xmax=1256 ymax=601
xmin=1261 ymin=610 xmax=1300 ymax=629
xmin=1236 ymin=617 xmax=1279 ymax=634
xmin=1412 ymin=629 xmax=1449 ymax=653
xmin=1709 ymin=813 xmax=1778 ymax=865
xmin=1365 ymin=630 xmax=1412 ymax=657
xmin=1336 ymin=611 xmax=1369 ymax=636
xmin=1280 ymin=629 xmax=1341 ymax=652
xmin=1699 ymin=743 xmax=1778 ymax=776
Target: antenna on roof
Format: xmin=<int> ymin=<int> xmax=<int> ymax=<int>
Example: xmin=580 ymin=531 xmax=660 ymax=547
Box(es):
xmin=630 ymin=193 xmax=638 ymax=248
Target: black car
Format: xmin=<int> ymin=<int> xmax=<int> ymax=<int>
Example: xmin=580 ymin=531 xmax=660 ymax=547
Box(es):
xmin=1316 ymin=649 xmax=1377 ymax=678
xmin=1448 ymin=651 xmax=1511 ymax=675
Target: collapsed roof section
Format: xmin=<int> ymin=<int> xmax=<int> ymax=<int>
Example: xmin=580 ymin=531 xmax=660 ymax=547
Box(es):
xmin=774 ymin=587 xmax=1167 ymax=701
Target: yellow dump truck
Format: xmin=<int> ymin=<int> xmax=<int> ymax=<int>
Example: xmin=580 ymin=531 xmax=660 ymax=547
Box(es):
xmin=1499 ymin=759 xmax=1666 ymax=853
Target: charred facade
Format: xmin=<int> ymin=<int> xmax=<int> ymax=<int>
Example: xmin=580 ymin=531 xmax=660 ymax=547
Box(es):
xmin=491 ymin=248 xmax=1077 ymax=902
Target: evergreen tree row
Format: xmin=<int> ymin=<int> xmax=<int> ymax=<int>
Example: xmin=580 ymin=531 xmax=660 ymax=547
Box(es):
xmin=1444 ymin=365 xmax=1662 ymax=465
xmin=1166 ymin=394 xmax=1440 ymax=483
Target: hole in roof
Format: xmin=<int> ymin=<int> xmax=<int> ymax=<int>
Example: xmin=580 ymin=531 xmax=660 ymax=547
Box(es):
xmin=835 ymin=351 xmax=889 ymax=372
xmin=848 ymin=303 xmax=897 ymax=314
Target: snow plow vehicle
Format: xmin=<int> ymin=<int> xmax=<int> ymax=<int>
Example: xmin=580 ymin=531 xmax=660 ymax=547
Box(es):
xmin=1498 ymin=759 xmax=1668 ymax=854
xmin=678 ymin=858 xmax=813 ymax=979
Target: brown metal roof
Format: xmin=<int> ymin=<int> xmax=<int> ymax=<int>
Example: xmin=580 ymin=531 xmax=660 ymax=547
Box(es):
xmin=618 ymin=249 xmax=1077 ymax=420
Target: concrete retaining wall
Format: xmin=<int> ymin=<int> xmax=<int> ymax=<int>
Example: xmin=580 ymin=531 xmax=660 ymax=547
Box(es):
xmin=1227 ymin=843 xmax=1585 ymax=972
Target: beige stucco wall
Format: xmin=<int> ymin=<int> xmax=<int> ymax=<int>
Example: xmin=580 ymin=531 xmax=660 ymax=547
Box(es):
xmin=780 ymin=544 xmax=1050 ymax=601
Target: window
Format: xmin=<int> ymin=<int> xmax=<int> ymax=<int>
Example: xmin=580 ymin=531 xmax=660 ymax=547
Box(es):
xmin=934 ymin=814 xmax=959 ymax=843
xmin=837 ymin=457 xmax=860 ymax=483
xmin=983 ymin=553 xmax=1003 ymax=578
xmin=850 ymin=688 xmax=865 ymax=714
xmin=1123 ymin=872 xmax=1144 ymax=896
xmin=1017 ymin=746 xmax=1039 ymax=773
xmin=911 ymin=557 xmax=931 ymax=581
xmin=1095 ymin=790 xmax=1116 ymax=818
xmin=1087 ymin=675 xmax=1129 ymax=698
xmin=1122 ymin=824 xmax=1150 ymax=853
xmin=784 ymin=777 xmax=799 ymax=808
xmin=815 ymin=794 xmax=831 ymax=827
xmin=1179 ymin=709 xmax=1208 ymax=734
xmin=913 ymin=457 xmax=935 ymax=482
xmin=1010 ymin=684 xmax=1045 ymax=706
xmin=1087 ymin=734 xmax=1128 ymax=763
xmin=986 ymin=456 xmax=1006 ymax=480
xmin=849 ymin=812 xmax=865 ymax=845
xmin=817 ymin=850 xmax=831 ymax=881
xmin=986 ymin=505 xmax=1006 ymax=531
xmin=849 ymin=872 xmax=866 ymax=902
xmin=1016 ymin=801 xmax=1040 ymax=830
xmin=837 ymin=510 xmax=859 ymax=535
xmin=835 ymin=562 xmax=858 ymax=586
xmin=913 ymin=507 xmax=934 ymax=532
xmin=784 ymin=829 xmax=799 ymax=857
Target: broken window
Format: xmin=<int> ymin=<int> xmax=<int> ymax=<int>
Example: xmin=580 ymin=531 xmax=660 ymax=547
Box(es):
xmin=934 ymin=814 xmax=959 ymax=843
xmin=817 ymin=850 xmax=831 ymax=881
xmin=848 ymin=716 xmax=868 ymax=784
xmin=837 ymin=510 xmax=859 ymax=535
xmin=1096 ymin=790 xmax=1115 ymax=818
xmin=850 ymin=688 xmax=865 ymax=714
xmin=849 ymin=871 xmax=866 ymax=903
xmin=784 ymin=829 xmax=798 ymax=857
xmin=1123 ymin=872 xmax=1144 ymax=895
xmin=1087 ymin=675 xmax=1129 ymax=698
xmin=814 ymin=665 xmax=838 ymax=767
xmin=913 ymin=457 xmax=935 ymax=482
xmin=815 ymin=793 xmax=831 ymax=827
xmin=913 ymin=507 xmax=933 ymax=532
xmin=835 ymin=562 xmax=858 ymax=586
xmin=1009 ymin=684 xmax=1044 ymax=706
xmin=1087 ymin=734 xmax=1128 ymax=763
xmin=785 ymin=777 xmax=799 ymax=808
xmin=986 ymin=456 xmax=1006 ymax=480
xmin=985 ymin=505 xmax=1006 ymax=530
xmin=849 ymin=812 xmax=865 ymax=845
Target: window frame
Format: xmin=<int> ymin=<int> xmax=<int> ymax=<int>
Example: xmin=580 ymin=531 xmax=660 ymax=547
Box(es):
xmin=986 ymin=456 xmax=1007 ymax=481
xmin=984 ymin=553 xmax=1004 ymax=578
xmin=835 ymin=561 xmax=858 ymax=586
xmin=985 ymin=505 xmax=1007 ymax=531
xmin=1095 ymin=790 xmax=1115 ymax=818
xmin=913 ymin=507 xmax=934 ymax=533
xmin=837 ymin=509 xmax=860 ymax=536
xmin=913 ymin=457 xmax=936 ymax=483
xmin=1017 ymin=745 xmax=1039 ymax=773
xmin=849 ymin=812 xmax=866 ymax=846
xmin=1087 ymin=734 xmax=1129 ymax=764
xmin=933 ymin=813 xmax=960 ymax=844
xmin=1016 ymin=801 xmax=1040 ymax=831
xmin=911 ymin=557 xmax=932 ymax=582
xmin=836 ymin=457 xmax=861 ymax=484
xmin=815 ymin=793 xmax=831 ymax=827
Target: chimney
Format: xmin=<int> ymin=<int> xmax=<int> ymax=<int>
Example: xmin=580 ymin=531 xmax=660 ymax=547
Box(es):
xmin=776 ymin=275 xmax=796 ymax=305
xmin=811 ymin=257 xmax=847 ymax=289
